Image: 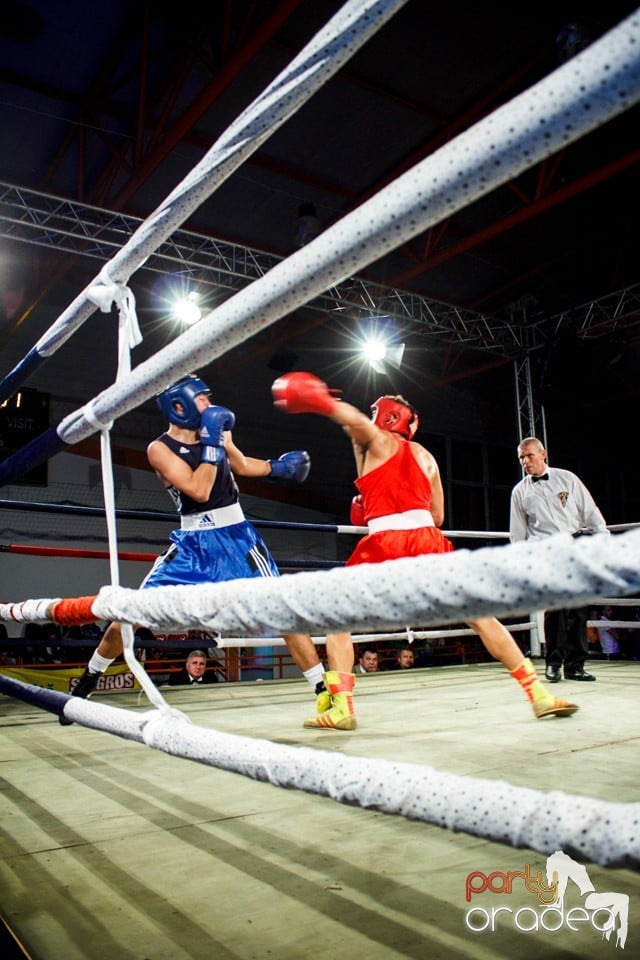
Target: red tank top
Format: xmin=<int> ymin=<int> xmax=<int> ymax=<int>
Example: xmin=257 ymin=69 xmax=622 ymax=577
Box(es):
xmin=348 ymin=439 xmax=452 ymax=565
xmin=355 ymin=438 xmax=432 ymax=520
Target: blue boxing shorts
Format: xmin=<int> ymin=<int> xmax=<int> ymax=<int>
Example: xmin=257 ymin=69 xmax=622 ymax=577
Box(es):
xmin=141 ymin=520 xmax=280 ymax=589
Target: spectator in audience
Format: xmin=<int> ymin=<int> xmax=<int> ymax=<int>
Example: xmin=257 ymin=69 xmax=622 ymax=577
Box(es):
xmin=628 ymin=607 xmax=640 ymax=661
xmin=354 ymin=646 xmax=379 ymax=674
xmin=0 ymin=648 xmax=18 ymax=666
xmin=168 ymin=649 xmax=219 ymax=686
xmin=80 ymin=622 xmax=103 ymax=643
xmin=21 ymin=622 xmax=44 ymax=664
xmin=41 ymin=626 xmax=63 ymax=664
xmin=0 ymin=623 xmax=16 ymax=665
xmin=597 ymin=605 xmax=620 ymax=659
xmin=390 ymin=645 xmax=415 ymax=670
xmin=586 ymin=607 xmax=602 ymax=655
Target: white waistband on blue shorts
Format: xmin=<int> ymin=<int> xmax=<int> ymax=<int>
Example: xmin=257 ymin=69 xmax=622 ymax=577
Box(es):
xmin=367 ymin=509 xmax=435 ymax=534
xmin=181 ymin=502 xmax=245 ymax=531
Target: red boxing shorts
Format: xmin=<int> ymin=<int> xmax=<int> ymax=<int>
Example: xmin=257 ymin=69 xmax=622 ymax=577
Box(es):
xmin=346 ymin=526 xmax=454 ymax=566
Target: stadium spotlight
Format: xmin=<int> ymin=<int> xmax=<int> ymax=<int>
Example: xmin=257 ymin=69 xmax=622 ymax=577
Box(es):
xmin=172 ymin=290 xmax=202 ymax=326
xmin=361 ymin=319 xmax=405 ymax=374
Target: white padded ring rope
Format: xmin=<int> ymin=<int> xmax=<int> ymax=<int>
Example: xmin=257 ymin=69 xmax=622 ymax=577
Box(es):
xmin=43 ymin=694 xmax=640 ymax=870
xmin=87 ymin=531 xmax=640 ymax=636
xmin=2 ymin=530 xmax=638 ymax=633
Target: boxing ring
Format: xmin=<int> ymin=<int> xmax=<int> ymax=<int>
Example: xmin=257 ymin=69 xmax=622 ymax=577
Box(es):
xmin=2 ymin=4 xmax=640 ymax=957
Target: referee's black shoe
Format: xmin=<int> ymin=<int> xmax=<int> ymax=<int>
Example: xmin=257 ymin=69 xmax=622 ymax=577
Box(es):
xmin=544 ymin=664 xmax=561 ymax=682
xmin=564 ymin=668 xmax=596 ymax=681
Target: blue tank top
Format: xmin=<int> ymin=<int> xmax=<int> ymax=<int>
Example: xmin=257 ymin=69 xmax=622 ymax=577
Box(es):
xmin=154 ymin=433 xmax=240 ymax=516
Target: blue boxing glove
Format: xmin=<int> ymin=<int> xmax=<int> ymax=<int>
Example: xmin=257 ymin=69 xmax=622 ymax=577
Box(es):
xmin=268 ymin=450 xmax=310 ymax=482
xmin=199 ymin=405 xmax=235 ymax=465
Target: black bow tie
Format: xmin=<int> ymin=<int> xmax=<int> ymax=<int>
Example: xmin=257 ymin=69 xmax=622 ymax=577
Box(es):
xmin=532 ymin=473 xmax=549 ymax=482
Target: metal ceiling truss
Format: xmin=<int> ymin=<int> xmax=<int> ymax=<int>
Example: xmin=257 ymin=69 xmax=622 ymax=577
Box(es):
xmin=3 ymin=182 xmax=638 ymax=363
xmin=513 ymin=355 xmax=547 ymax=444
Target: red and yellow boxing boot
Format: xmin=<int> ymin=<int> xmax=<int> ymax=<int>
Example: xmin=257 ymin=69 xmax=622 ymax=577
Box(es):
xmin=304 ymin=671 xmax=356 ymax=730
xmin=511 ymin=658 xmax=579 ymax=718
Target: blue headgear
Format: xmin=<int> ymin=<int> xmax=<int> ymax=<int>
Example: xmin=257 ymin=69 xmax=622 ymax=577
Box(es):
xmin=156 ymin=375 xmax=210 ymax=429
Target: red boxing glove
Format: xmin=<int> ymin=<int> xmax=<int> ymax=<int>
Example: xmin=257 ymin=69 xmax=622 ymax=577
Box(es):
xmin=272 ymin=371 xmax=340 ymax=416
xmin=350 ymin=495 xmax=366 ymax=527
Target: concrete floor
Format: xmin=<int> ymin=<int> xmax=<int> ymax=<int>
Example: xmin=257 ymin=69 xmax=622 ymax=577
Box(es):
xmin=1 ymin=659 xmax=639 ymax=960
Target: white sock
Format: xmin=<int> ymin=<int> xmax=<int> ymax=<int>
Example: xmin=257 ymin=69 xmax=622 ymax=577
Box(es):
xmin=303 ymin=663 xmax=325 ymax=692
xmin=88 ymin=652 xmax=114 ymax=674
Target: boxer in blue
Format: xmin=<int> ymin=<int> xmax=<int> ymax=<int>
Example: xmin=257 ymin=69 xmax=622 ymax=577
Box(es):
xmin=60 ymin=374 xmax=326 ymax=723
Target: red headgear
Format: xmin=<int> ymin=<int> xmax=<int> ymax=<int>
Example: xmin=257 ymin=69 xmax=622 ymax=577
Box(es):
xmin=371 ymin=396 xmax=418 ymax=439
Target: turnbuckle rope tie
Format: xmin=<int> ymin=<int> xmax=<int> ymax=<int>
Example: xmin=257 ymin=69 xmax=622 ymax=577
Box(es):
xmin=86 ymin=275 xmax=143 ymax=378
xmin=70 ymin=279 xmax=168 ymax=715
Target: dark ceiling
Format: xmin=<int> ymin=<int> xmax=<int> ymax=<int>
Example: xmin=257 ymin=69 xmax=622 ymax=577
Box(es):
xmin=0 ymin=0 xmax=639 ymax=519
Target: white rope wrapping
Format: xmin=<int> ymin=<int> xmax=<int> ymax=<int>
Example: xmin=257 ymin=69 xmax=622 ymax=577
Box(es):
xmin=56 ymin=10 xmax=640 ymax=444
xmin=0 ymin=598 xmax=60 ymax=622
xmin=52 ymin=696 xmax=640 ymax=869
xmin=86 ymin=274 xmax=142 ymax=381
xmin=86 ymin=530 xmax=640 ymax=635
xmin=80 ymin=400 xmax=113 ymax=433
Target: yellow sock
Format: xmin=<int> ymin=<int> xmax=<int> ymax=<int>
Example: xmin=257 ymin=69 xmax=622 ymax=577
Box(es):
xmin=510 ymin=658 xmax=553 ymax=703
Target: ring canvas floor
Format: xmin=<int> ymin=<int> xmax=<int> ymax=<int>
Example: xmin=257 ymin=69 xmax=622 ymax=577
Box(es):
xmin=1 ymin=660 xmax=638 ymax=960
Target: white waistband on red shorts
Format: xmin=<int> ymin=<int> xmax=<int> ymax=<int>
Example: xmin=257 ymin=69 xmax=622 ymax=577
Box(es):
xmin=367 ymin=509 xmax=435 ymax=533
xmin=181 ymin=502 xmax=245 ymax=531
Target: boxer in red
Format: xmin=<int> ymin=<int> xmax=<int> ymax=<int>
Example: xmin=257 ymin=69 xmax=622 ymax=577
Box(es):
xmin=273 ymin=371 xmax=578 ymax=730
